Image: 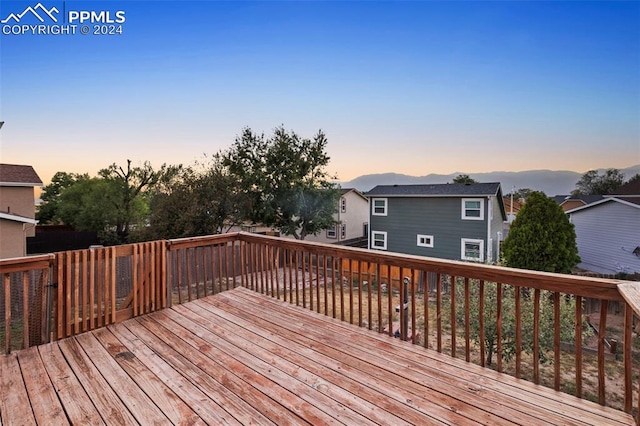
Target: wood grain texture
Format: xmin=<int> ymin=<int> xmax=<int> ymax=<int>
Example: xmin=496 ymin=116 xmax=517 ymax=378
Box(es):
xmin=0 ymin=286 xmax=634 ymax=425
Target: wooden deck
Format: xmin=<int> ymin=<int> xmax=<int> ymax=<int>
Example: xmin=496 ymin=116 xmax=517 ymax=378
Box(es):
xmin=0 ymin=286 xmax=634 ymax=425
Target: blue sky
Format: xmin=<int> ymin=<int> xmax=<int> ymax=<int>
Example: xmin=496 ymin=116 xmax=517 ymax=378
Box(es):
xmin=1 ymin=1 xmax=638 ymax=185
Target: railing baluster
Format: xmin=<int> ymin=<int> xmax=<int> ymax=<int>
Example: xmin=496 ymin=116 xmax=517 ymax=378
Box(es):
xmin=554 ymin=292 xmax=561 ymax=391
xmin=479 ymin=279 xmax=485 ymax=367
xmin=598 ymin=300 xmax=608 ymax=405
xmin=357 ymin=261 xmax=363 ymax=327
xmin=323 ymin=255 xmax=329 ymax=317
xmin=274 ymin=247 xmax=281 ymax=300
xmin=515 ymin=285 xmax=522 ymax=378
xmin=624 ymin=303 xmax=633 ymax=413
xmin=533 ymin=288 xmax=541 ymax=384
xmin=22 ymin=272 xmax=29 ymax=349
xmin=368 ymin=263 xmax=374 ymax=331
xmin=294 ymin=249 xmax=300 ymax=306
xmin=377 ymin=263 xmax=382 ymax=333
xmin=496 ymin=282 xmax=503 ymax=373
xmin=4 ymin=274 xmax=11 ymax=353
xmin=436 ymin=272 xmax=442 ymax=352
xmin=316 ymin=254 xmax=321 ymax=314
xmin=450 ymin=275 xmax=456 ymax=358
xmin=423 ymin=271 xmax=429 ymax=349
xmin=411 ymin=269 xmax=416 ymax=343
xmin=339 ymin=258 xmax=345 ymax=322
xmin=575 ymin=295 xmax=583 ymax=398
xmin=464 ymin=277 xmax=470 ymax=361
xmin=332 ymin=257 xmax=337 ymax=319
xmin=231 ymin=240 xmax=237 ymax=288
xmin=349 ymin=260 xmax=354 ymax=325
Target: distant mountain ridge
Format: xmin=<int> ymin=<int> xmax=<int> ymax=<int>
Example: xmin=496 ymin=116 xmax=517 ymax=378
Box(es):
xmin=341 ymin=165 xmax=640 ymax=196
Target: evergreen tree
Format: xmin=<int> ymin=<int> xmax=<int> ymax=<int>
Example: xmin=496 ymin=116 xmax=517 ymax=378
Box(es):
xmin=502 ymin=191 xmax=580 ymax=273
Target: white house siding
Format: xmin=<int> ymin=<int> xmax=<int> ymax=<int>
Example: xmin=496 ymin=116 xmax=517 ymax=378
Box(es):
xmin=303 ymin=190 xmax=369 ymax=244
xmin=570 ymin=201 xmax=640 ymax=274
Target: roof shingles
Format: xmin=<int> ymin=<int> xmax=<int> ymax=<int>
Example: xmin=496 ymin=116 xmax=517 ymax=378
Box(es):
xmin=0 ymin=164 xmax=43 ymax=186
xmin=366 ymin=182 xmax=501 ymax=197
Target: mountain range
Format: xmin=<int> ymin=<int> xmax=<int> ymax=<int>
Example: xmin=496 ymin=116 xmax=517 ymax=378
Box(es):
xmin=341 ymin=164 xmax=640 ymax=196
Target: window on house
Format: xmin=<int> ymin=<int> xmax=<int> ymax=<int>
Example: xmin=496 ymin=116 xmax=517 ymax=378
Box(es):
xmin=340 ymin=223 xmax=346 ymax=239
xmin=340 ymin=197 xmax=346 ymax=213
xmin=462 ymin=198 xmax=484 ymax=220
xmin=372 ymin=198 xmax=387 ymax=216
xmin=461 ymin=238 xmax=484 ymax=262
xmin=371 ymin=231 xmax=387 ymax=250
xmin=326 ymin=226 xmax=337 ymax=239
xmin=417 ymin=234 xmax=434 ymax=248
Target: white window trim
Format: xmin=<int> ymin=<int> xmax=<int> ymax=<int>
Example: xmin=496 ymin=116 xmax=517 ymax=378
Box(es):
xmin=340 ymin=197 xmax=346 ymax=213
xmin=340 ymin=223 xmax=346 ymax=239
xmin=461 ymin=238 xmax=484 ymax=262
xmin=372 ymin=198 xmax=388 ymax=216
xmin=326 ymin=226 xmax=337 ymax=239
xmin=417 ymin=234 xmax=434 ymax=248
xmin=461 ymin=198 xmax=484 ymax=221
xmin=371 ymin=231 xmax=387 ymax=250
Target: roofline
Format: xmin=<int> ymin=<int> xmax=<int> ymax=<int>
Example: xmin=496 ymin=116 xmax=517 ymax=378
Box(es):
xmin=342 ymin=188 xmax=368 ymax=201
xmin=366 ymin=193 xmax=499 ymax=198
xmin=0 ymin=212 xmax=38 ymax=224
xmin=0 ymin=181 xmax=43 ymax=187
xmin=559 ymin=199 xmax=586 ymax=206
xmin=566 ymin=197 xmax=640 ymax=214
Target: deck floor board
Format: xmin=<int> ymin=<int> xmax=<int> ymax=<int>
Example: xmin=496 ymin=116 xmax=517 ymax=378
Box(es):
xmin=1 ymin=286 xmax=635 ymax=425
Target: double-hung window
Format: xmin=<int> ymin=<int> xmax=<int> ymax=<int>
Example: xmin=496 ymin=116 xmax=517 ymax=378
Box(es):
xmin=326 ymin=226 xmax=337 ymax=239
xmin=371 ymin=231 xmax=387 ymax=250
xmin=462 ymin=198 xmax=484 ymax=220
xmin=372 ymin=198 xmax=387 ymax=216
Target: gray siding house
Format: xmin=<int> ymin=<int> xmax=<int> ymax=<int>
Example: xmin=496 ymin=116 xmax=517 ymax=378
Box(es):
xmin=367 ymin=183 xmax=507 ymax=263
xmin=567 ymin=187 xmax=640 ymax=274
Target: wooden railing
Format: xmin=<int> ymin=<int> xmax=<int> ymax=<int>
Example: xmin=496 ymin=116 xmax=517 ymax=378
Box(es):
xmin=1 ymin=231 xmax=639 ymax=418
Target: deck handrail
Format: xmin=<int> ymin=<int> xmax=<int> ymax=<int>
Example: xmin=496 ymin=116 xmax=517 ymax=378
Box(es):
xmin=1 ymin=231 xmax=639 ymax=419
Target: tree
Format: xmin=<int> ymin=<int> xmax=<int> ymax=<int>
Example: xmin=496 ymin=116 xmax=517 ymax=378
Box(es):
xmin=98 ymin=160 xmax=163 ymax=243
xmin=143 ymin=156 xmax=250 ymax=240
xmin=448 ymin=279 xmax=589 ymax=365
xmin=36 ymin=171 xmax=89 ymax=223
xmin=452 ymin=174 xmax=476 ymax=184
xmin=572 ymin=168 xmax=624 ymax=195
xmin=502 ymin=191 xmax=580 ymax=273
xmin=626 ymin=173 xmax=640 ymax=185
xmin=55 ymin=177 xmax=117 ymax=241
xmin=223 ymin=126 xmax=341 ymax=240
xmin=506 ymin=188 xmax=535 ymax=202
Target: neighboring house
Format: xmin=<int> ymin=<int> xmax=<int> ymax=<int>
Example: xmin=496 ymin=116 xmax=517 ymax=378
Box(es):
xmin=503 ymin=195 xmax=523 ymax=224
xmin=367 ymin=183 xmax=506 ymax=263
xmin=566 ymin=180 xmax=640 ymax=274
xmin=0 ymin=163 xmax=43 ymax=259
xmin=304 ymin=188 xmax=369 ymax=245
xmin=552 ymin=194 xmax=604 ymax=212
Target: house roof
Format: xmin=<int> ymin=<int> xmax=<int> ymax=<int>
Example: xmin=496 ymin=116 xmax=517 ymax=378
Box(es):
xmin=503 ymin=196 xmax=523 ymax=213
xmin=340 ymin=187 xmax=368 ymax=201
xmin=366 ymin=182 xmax=502 ymax=197
xmin=609 ymin=179 xmax=640 ymax=196
xmin=551 ymin=194 xmax=604 ymax=205
xmin=0 ymin=164 xmax=43 ymax=187
xmin=566 ymin=196 xmax=640 ymax=214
